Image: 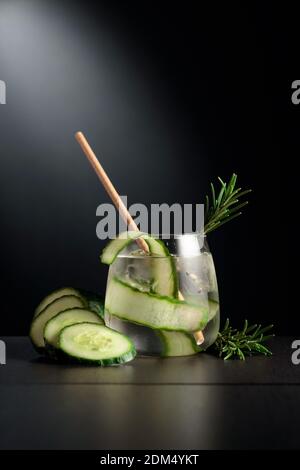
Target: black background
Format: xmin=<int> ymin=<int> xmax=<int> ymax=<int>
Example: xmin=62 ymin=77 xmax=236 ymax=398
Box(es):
xmin=0 ymin=1 xmax=295 ymax=335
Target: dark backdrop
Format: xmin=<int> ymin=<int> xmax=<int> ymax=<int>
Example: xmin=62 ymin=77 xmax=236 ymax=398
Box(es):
xmin=0 ymin=1 xmax=295 ymax=334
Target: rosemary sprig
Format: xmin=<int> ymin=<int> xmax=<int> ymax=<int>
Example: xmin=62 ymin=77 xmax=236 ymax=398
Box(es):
xmin=204 ymin=173 xmax=252 ymax=234
xmin=212 ymin=318 xmax=274 ymax=360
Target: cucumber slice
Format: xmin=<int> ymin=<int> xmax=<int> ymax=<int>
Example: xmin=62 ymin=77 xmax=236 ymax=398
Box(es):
xmin=145 ymin=237 xmax=178 ymax=297
xmin=101 ymin=231 xmax=146 ymax=264
xmin=184 ymin=295 xmax=219 ymax=322
xmin=145 ymin=238 xmax=200 ymax=355
xmin=147 ymin=239 xmax=188 ymax=355
xmin=34 ymin=287 xmax=104 ymax=320
xmin=158 ymin=330 xmax=200 ymax=357
xmin=44 ymin=308 xmax=103 ymax=350
xmin=101 ymin=231 xmax=178 ymax=297
xmin=34 ymin=287 xmax=83 ymax=317
xmin=59 ymin=322 xmax=136 ymax=366
xmin=105 ymin=277 xmax=209 ymax=332
xmin=30 ymin=295 xmax=86 ymax=350
xmin=159 ymin=304 xmax=218 ymax=355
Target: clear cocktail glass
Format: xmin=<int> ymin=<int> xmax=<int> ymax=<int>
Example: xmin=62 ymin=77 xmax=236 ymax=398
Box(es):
xmin=104 ymin=233 xmax=220 ymax=356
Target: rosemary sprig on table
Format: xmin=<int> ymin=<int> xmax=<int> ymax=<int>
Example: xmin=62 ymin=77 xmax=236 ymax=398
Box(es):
xmin=212 ymin=319 xmax=274 ymax=360
xmin=204 ymin=173 xmax=251 ymax=234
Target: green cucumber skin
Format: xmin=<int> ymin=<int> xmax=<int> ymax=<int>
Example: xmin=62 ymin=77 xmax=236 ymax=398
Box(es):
xmin=106 ymin=278 xmax=209 ymax=332
xmin=31 ymin=289 xmax=104 ymax=356
xmin=45 ymin=339 xmax=126 ymax=364
xmin=57 ymin=348 xmax=136 ymax=366
xmin=101 ymin=232 xmax=144 ymax=265
xmin=158 ymin=331 xmax=201 ymax=357
xmin=34 ymin=288 xmax=104 ymax=319
xmin=145 ymin=238 xmax=189 ymax=356
xmin=58 ymin=322 xmax=136 ymax=366
xmin=30 ymin=295 xmax=86 ymax=351
xmin=101 ymin=232 xmax=178 ymax=298
xmin=145 ymin=238 xmax=178 ymax=298
xmin=44 ymin=339 xmax=118 ymax=364
xmin=43 ymin=308 xmax=103 ymax=351
xmin=101 ymin=232 xmax=179 ymax=297
xmin=34 ymin=287 xmax=84 ymax=318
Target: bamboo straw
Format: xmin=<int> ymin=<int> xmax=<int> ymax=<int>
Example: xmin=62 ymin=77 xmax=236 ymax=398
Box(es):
xmin=75 ymin=131 xmax=204 ymax=345
xmin=194 ymin=330 xmax=204 ymax=345
xmin=75 ymin=131 xmax=149 ymax=253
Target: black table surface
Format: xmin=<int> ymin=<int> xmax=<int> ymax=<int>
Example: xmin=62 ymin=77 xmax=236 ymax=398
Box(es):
xmin=0 ymin=336 xmax=299 ymax=450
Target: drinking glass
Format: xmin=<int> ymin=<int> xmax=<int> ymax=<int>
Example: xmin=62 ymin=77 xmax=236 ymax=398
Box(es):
xmin=105 ymin=233 xmax=220 ymax=356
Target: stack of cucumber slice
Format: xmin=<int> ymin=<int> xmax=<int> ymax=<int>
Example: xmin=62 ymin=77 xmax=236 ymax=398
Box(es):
xmin=102 ymin=232 xmax=219 ymax=357
xmin=29 ymin=287 xmax=136 ymax=365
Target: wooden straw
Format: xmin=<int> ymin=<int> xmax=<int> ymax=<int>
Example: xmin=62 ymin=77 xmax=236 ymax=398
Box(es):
xmin=194 ymin=330 xmax=204 ymax=345
xmin=75 ymin=131 xmax=149 ymax=253
xmin=75 ymin=131 xmax=204 ymax=345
